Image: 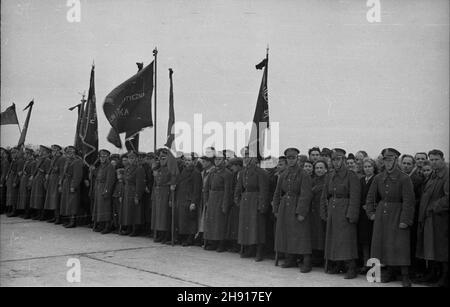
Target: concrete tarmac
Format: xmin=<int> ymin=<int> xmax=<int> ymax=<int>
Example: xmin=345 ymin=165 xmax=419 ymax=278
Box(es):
xmin=1 ymin=215 xmax=411 ymax=287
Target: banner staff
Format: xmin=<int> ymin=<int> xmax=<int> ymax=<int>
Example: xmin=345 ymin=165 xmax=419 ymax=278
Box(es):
xmin=153 ymin=47 xmax=158 ymax=152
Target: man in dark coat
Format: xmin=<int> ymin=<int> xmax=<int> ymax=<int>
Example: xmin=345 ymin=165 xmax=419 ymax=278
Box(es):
xmin=44 ymin=145 xmax=65 ymax=223
xmin=5 ymin=147 xmax=24 ymax=216
xmin=29 ymin=145 xmax=51 ymax=220
xmin=320 ymin=148 xmax=360 ymax=279
xmin=366 ymin=148 xmax=415 ymax=287
xmin=273 ymin=148 xmax=313 ymax=273
xmin=0 ymin=147 xmax=11 ymax=215
xmin=226 ymin=157 xmax=243 ymax=252
xmin=15 ymin=148 xmax=35 ymax=218
xmin=416 ymin=149 xmax=448 ymax=287
xmin=175 ymin=154 xmax=202 ymax=246
xmin=204 ymin=150 xmax=233 ymax=252
xmin=92 ymin=149 xmax=116 ymax=234
xmin=142 ymin=153 xmax=155 ymax=237
xmin=235 ymin=147 xmax=270 ymax=262
xmin=59 ymin=146 xmax=84 ymax=228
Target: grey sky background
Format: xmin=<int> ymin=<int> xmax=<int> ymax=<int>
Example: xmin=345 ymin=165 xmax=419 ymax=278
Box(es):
xmin=1 ymin=0 xmax=449 ymax=158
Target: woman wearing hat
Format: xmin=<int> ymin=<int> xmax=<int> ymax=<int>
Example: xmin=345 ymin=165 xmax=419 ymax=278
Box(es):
xmin=44 ymin=145 xmax=66 ymax=224
xmin=234 ymin=147 xmax=270 ymax=261
xmin=92 ymin=150 xmax=116 ymax=234
xmin=320 ymin=148 xmax=361 ymax=279
xmin=120 ymin=151 xmax=146 ymax=236
xmin=204 ymin=150 xmax=233 ymax=252
xmin=273 ymin=148 xmax=313 ymax=273
xmin=366 ymin=148 xmax=415 ymax=287
xmin=29 ymin=146 xmax=52 ymax=220
xmin=59 ymin=146 xmax=84 ymax=228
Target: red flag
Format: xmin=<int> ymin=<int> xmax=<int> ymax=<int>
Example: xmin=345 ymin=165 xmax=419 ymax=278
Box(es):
xmin=80 ymin=65 xmax=98 ymax=166
xmin=0 ymin=103 xmax=19 ymax=126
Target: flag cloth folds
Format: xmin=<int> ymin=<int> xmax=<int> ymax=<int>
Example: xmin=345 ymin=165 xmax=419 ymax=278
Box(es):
xmin=80 ymin=65 xmax=99 ymax=166
xmin=107 ymin=127 xmax=122 ymax=149
xmin=125 ymin=131 xmax=139 ymax=152
xmin=0 ymin=103 xmax=19 ymax=126
xmin=164 ymin=68 xmax=175 ymax=149
xmin=103 ymin=61 xmax=154 ymax=136
xmin=248 ymin=55 xmax=270 ymax=160
xmin=17 ymin=100 xmax=34 ymax=148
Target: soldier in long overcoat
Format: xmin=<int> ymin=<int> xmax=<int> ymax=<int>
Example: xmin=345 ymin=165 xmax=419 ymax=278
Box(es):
xmin=92 ymin=149 xmax=116 ymax=234
xmin=29 ymin=146 xmax=51 ymax=220
xmin=59 ymin=146 xmax=84 ymax=228
xmin=366 ymin=148 xmax=415 ymax=287
xmin=204 ymin=150 xmax=233 ymax=252
xmin=226 ymin=157 xmax=243 ymax=252
xmin=15 ymin=148 xmax=35 ymax=218
xmin=416 ymin=149 xmax=448 ymax=287
xmin=320 ymin=148 xmax=360 ymax=279
xmin=5 ymin=147 xmax=24 ymax=215
xmin=151 ymin=150 xmax=176 ymax=242
xmin=235 ymin=147 xmax=270 ymax=261
xmin=142 ymin=153 xmax=155 ymax=236
xmin=120 ymin=151 xmax=146 ymax=236
xmin=44 ymin=145 xmax=65 ymax=224
xmin=175 ymin=154 xmax=202 ymax=246
xmin=273 ymin=148 xmax=313 ymax=273
xmin=0 ymin=147 xmax=11 ymax=214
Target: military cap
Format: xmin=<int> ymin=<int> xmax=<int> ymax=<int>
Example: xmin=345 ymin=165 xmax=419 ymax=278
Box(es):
xmin=228 ymin=157 xmax=243 ymax=167
xmin=381 ymin=148 xmax=401 ymax=158
xmin=40 ymin=145 xmax=51 ymax=153
xmin=284 ymin=147 xmax=300 ymax=156
xmin=24 ymin=147 xmax=34 ymax=154
xmin=347 ymin=153 xmax=356 ymax=160
xmin=332 ymin=148 xmax=346 ymax=157
xmin=51 ymin=144 xmax=62 ymax=151
xmin=99 ymin=149 xmax=111 ymax=156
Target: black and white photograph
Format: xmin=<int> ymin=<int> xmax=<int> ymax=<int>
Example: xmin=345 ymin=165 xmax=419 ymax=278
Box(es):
xmin=0 ymin=0 xmax=448 ymax=291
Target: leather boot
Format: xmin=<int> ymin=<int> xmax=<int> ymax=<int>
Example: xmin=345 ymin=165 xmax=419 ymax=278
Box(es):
xmin=282 ymin=254 xmax=297 ymax=268
xmin=23 ymin=209 xmax=31 ymax=219
xmin=381 ymin=266 xmax=395 ymax=283
xmin=39 ymin=210 xmax=46 ymax=221
xmin=255 ymin=244 xmax=265 ymax=262
xmin=300 ymin=254 xmax=312 ymax=273
xmin=64 ymin=216 xmax=76 ymax=228
xmin=216 ymin=240 xmax=226 ymax=252
xmin=417 ymin=262 xmax=439 ymax=283
xmin=101 ymin=222 xmax=112 ymax=234
xmin=154 ymin=231 xmax=163 ymax=242
xmin=93 ymin=222 xmax=103 ymax=232
xmin=7 ymin=209 xmax=19 ymax=217
xmin=129 ymin=225 xmax=140 ymax=237
xmin=47 ymin=212 xmax=56 ymax=223
xmin=240 ymin=245 xmax=254 ymax=258
xmin=182 ymin=235 xmax=194 ymax=247
xmin=205 ymin=240 xmax=217 ymax=251
xmin=32 ymin=210 xmax=41 ymax=220
xmin=344 ymin=260 xmax=357 ymax=279
xmin=54 ymin=214 xmax=62 ymax=225
xmin=401 ymin=266 xmax=412 ymax=287
xmin=120 ymin=226 xmax=132 ymax=236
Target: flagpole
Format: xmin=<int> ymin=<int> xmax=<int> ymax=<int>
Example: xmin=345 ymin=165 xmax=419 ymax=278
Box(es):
xmin=153 ymin=47 xmax=158 ymax=152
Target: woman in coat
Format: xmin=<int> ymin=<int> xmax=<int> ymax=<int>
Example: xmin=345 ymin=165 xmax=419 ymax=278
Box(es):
xmin=175 ymin=154 xmax=202 ymax=246
xmin=92 ymin=149 xmax=116 ymax=234
xmin=59 ymin=146 xmax=84 ymax=228
xmin=120 ymin=151 xmax=146 ymax=236
xmin=234 ymin=150 xmax=270 ymax=262
xmin=310 ymin=159 xmax=328 ymax=266
xmin=273 ymin=148 xmax=313 ymax=273
xmin=358 ymin=158 xmax=376 ymax=274
xmin=320 ymin=148 xmax=360 ymax=279
xmin=366 ymin=148 xmax=415 ymax=287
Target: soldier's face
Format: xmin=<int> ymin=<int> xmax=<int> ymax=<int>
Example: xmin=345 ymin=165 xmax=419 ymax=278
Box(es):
xmin=214 ymin=157 xmax=225 ymax=167
xmin=383 ymin=157 xmax=396 ymax=172
xmin=66 ymin=149 xmax=75 ymax=158
xmin=286 ymin=155 xmax=297 ymax=167
xmin=99 ymin=153 xmax=109 ymax=163
xmin=422 ymin=165 xmax=432 ymax=178
xmin=415 ymin=154 xmax=427 ymax=168
xmin=184 ymin=158 xmax=193 ymax=167
xmin=429 ymin=154 xmax=444 ymax=170
xmin=314 ymin=162 xmax=327 ymax=177
xmin=401 ymin=157 xmax=414 ymax=174
xmin=309 ymin=151 xmax=320 ymax=162
xmin=332 ymin=156 xmax=344 ymax=169
xmin=128 ymin=155 xmax=137 ymax=165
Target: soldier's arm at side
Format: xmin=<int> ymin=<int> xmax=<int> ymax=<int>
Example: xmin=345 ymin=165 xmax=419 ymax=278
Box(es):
xmin=234 ymin=170 xmax=243 ymax=207
xmin=272 ymin=174 xmax=282 ymax=215
xmin=70 ymin=160 xmax=84 ymax=191
xmin=346 ymin=172 xmax=361 ymax=224
xmin=296 ymin=172 xmax=312 ymax=218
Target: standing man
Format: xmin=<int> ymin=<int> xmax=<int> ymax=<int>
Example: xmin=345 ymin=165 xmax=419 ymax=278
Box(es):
xmin=44 ymin=145 xmax=65 ymax=223
xmin=414 ymin=152 xmax=428 ymax=177
xmin=320 ymin=148 xmax=360 ymax=279
xmin=92 ymin=150 xmax=116 ymax=234
xmin=366 ymin=148 xmax=415 ymax=287
xmin=308 ymin=147 xmax=321 ymax=164
xmin=273 ymin=148 xmax=313 ymax=273
xmin=0 ymin=148 xmax=10 ymax=214
xmin=59 ymin=146 xmax=84 ymax=228
xmin=204 ymin=150 xmax=233 ymax=252
xmin=29 ymin=146 xmax=51 ymax=220
xmin=416 ymin=149 xmax=448 ymax=287
xmin=5 ymin=147 xmax=24 ymax=216
xmin=235 ymin=147 xmax=270 ymax=261
xmin=226 ymin=157 xmax=243 ymax=253
xmin=14 ymin=148 xmax=35 ymax=218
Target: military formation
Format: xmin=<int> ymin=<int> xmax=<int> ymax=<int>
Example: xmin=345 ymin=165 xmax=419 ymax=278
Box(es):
xmin=0 ymin=145 xmax=448 ymax=287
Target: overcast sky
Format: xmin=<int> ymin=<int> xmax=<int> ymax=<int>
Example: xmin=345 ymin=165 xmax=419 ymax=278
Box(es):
xmin=1 ymin=0 xmax=449 ymax=158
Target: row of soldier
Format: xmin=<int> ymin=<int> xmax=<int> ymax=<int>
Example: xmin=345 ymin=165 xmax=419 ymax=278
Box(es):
xmin=0 ymin=145 xmax=447 ymax=287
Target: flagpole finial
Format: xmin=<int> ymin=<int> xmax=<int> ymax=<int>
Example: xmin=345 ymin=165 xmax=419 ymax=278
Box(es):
xmin=169 ymin=68 xmax=173 ymax=77
xmin=92 ymin=60 xmax=95 ymax=68
xmin=153 ymin=47 xmax=158 ymax=56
